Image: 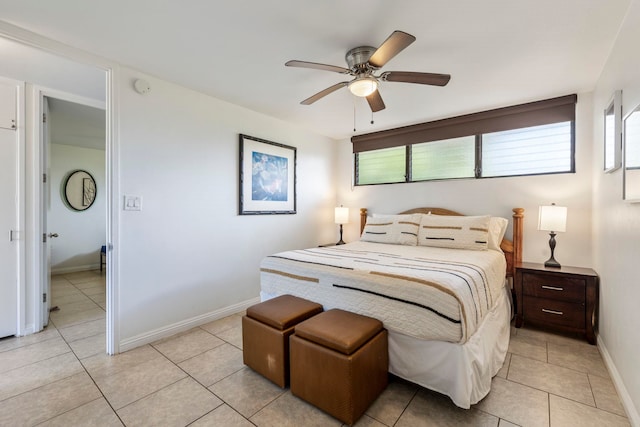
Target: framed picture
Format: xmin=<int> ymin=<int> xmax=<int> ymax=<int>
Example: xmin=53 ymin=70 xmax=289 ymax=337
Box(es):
xmin=239 ymin=134 xmax=296 ymax=215
xmin=604 ymin=90 xmax=622 ymax=173
xmin=623 ymin=103 xmax=640 ymax=203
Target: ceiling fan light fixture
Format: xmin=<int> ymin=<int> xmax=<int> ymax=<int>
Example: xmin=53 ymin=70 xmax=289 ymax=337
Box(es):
xmin=348 ymin=76 xmax=378 ymax=97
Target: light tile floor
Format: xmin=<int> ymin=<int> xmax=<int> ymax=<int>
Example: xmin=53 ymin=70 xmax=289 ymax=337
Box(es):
xmin=0 ymin=271 xmax=631 ymax=426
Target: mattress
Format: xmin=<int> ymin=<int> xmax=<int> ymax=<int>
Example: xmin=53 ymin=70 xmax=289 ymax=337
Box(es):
xmin=260 ymin=240 xmax=507 ymax=344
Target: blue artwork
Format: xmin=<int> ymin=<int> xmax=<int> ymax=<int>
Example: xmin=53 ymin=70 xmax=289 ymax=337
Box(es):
xmin=251 ymin=151 xmax=288 ymax=201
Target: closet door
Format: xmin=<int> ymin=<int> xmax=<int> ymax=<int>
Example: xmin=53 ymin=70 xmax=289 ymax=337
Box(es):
xmin=0 ymin=80 xmax=19 ymax=338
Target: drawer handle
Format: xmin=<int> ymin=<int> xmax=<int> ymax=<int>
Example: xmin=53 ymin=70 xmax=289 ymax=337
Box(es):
xmin=541 ymin=285 xmax=564 ymax=291
xmin=542 ymin=308 xmax=564 ymax=316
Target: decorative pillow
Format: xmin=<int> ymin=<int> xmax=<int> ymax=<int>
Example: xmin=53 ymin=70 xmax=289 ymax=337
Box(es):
xmin=417 ymin=215 xmax=491 ymax=250
xmin=361 ymin=214 xmax=422 ymax=246
xmin=488 ymin=217 xmax=509 ymax=251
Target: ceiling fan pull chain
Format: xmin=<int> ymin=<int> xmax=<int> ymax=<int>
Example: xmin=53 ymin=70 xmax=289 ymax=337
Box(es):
xmin=353 ymin=99 xmax=357 ymax=132
xmin=371 ymin=110 xmax=374 ymax=125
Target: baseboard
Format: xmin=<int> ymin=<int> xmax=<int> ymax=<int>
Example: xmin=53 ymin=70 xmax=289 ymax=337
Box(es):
xmin=598 ymin=335 xmax=640 ymax=427
xmin=51 ymin=264 xmax=100 ymax=275
xmin=17 ymin=322 xmax=38 ymax=337
xmin=118 ymin=297 xmax=260 ymax=353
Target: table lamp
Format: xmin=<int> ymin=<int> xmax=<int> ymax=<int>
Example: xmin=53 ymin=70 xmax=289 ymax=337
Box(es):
xmin=335 ymin=206 xmax=349 ymax=245
xmin=537 ymin=203 xmax=567 ymax=268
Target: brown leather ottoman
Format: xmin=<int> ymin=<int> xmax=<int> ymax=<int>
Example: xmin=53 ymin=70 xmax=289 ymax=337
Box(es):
xmin=290 ymin=309 xmax=388 ymax=425
xmin=242 ymin=295 xmax=323 ymax=387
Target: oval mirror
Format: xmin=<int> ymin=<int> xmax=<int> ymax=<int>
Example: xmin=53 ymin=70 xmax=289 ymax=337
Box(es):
xmin=62 ymin=169 xmax=97 ymax=211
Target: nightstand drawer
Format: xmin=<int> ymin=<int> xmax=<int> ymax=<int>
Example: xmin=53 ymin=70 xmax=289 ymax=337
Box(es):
xmin=522 ymin=273 xmax=585 ymax=303
xmin=523 ymin=297 xmax=585 ymax=329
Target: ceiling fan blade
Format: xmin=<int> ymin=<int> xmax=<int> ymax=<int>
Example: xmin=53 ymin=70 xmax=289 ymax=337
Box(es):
xmin=300 ymin=82 xmax=349 ymax=105
xmin=366 ymin=90 xmax=386 ymax=112
xmin=285 ymin=60 xmax=350 ymax=74
xmin=368 ymin=31 xmax=416 ymax=68
xmin=382 ymin=71 xmax=451 ymax=86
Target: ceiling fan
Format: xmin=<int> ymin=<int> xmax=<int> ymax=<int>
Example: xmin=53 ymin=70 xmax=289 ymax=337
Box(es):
xmin=285 ymin=30 xmax=451 ymax=113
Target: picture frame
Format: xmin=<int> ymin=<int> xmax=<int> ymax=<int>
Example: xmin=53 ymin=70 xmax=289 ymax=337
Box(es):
xmin=623 ymin=103 xmax=640 ymax=203
xmin=239 ymin=134 xmax=296 ymax=215
xmin=604 ymin=90 xmax=622 ymax=173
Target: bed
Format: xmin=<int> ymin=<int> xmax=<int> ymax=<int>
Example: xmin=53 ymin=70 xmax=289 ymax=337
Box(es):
xmin=260 ymin=207 xmax=524 ymax=408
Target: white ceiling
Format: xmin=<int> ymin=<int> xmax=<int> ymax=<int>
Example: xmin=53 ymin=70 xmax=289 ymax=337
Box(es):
xmin=0 ymin=1 xmax=631 ymax=140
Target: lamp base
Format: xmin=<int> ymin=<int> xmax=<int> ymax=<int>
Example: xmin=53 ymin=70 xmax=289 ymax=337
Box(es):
xmin=544 ymin=231 xmax=561 ymax=268
xmin=336 ymin=224 xmax=346 ymax=246
xmin=544 ymin=258 xmax=561 ymax=268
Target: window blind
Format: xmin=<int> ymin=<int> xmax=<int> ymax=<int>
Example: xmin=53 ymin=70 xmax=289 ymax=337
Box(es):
xmin=352 ymin=94 xmax=577 ymax=153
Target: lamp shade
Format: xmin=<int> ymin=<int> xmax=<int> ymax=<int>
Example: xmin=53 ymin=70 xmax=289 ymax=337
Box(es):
xmin=335 ymin=207 xmax=349 ymax=225
xmin=538 ymin=204 xmax=567 ymax=232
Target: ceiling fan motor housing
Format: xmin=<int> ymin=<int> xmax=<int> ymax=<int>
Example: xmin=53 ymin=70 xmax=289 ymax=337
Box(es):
xmin=346 ymin=46 xmax=377 ymax=72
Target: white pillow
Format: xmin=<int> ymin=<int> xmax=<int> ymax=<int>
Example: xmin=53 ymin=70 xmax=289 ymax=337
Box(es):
xmin=361 ymin=214 xmax=422 ymax=246
xmin=417 ymin=215 xmax=491 ymax=250
xmin=488 ymin=217 xmax=509 ymax=251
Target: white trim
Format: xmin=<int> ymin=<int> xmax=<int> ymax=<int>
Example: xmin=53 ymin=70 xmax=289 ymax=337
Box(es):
xmin=119 ymin=298 xmax=259 ymax=353
xmin=0 ymin=20 xmax=113 ymax=70
xmin=16 ymin=80 xmax=26 ymax=337
xmin=0 ymin=21 xmax=119 ymax=355
xmin=598 ymin=335 xmax=640 ymax=427
xmin=105 ymin=65 xmax=119 ymax=355
xmin=32 ymin=86 xmax=106 ymax=331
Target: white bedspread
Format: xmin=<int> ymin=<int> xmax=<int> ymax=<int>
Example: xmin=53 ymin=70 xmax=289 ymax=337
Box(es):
xmin=260 ymin=241 xmax=506 ymax=344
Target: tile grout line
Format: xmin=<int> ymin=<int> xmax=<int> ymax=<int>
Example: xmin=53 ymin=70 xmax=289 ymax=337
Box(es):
xmin=389 ymin=386 xmax=419 ymax=427
xmin=47 ymin=275 xmax=128 ymax=426
xmin=0 ymin=330 xmax=63 ymax=355
xmin=130 ymin=345 xmax=237 ymax=425
xmin=156 ymin=326 xmax=276 ymax=424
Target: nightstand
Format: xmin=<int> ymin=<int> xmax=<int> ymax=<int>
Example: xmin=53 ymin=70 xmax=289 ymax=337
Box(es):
xmin=514 ymin=262 xmax=599 ymax=344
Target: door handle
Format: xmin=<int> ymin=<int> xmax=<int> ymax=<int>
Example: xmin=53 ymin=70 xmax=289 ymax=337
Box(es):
xmin=48 ymin=233 xmax=59 ymax=238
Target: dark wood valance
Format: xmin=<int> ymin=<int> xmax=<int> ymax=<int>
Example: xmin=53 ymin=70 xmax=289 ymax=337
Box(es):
xmin=352 ymin=94 xmax=577 ymax=153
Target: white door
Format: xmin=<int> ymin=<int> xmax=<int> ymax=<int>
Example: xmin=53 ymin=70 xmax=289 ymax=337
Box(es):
xmin=42 ymin=96 xmax=51 ymax=323
xmin=0 ymin=80 xmax=19 ymax=338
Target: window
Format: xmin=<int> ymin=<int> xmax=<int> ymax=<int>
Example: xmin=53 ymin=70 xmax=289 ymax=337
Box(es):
xmin=481 ymin=122 xmax=573 ymax=177
xmin=411 ymin=136 xmax=475 ymax=181
xmin=355 ymin=146 xmax=406 ymax=185
xmin=352 ymin=95 xmax=576 ymax=186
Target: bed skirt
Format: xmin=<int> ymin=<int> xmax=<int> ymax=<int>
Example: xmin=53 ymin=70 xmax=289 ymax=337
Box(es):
xmin=260 ymin=285 xmax=511 ymax=408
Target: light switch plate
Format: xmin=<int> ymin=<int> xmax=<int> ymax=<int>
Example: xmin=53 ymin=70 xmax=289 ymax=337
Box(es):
xmin=123 ymin=195 xmax=142 ymax=211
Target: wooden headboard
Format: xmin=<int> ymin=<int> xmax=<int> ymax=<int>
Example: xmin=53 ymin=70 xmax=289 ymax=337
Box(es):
xmin=359 ymin=207 xmax=524 ymax=279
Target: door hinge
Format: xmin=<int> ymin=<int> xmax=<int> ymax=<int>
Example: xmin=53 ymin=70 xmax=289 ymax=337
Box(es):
xmin=43 ymin=293 xmax=47 ymax=303
xmin=43 ymin=233 xmax=46 ymax=243
xmin=43 ymin=173 xmax=47 ymax=183
xmin=43 ymin=112 xmax=47 ymax=123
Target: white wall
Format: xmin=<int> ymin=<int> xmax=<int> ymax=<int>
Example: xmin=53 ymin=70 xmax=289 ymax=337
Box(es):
xmin=117 ymin=67 xmax=338 ymax=344
xmin=592 ymin=0 xmax=640 ymax=423
xmin=49 ymin=144 xmax=106 ymax=273
xmin=337 ymin=94 xmax=595 ymax=269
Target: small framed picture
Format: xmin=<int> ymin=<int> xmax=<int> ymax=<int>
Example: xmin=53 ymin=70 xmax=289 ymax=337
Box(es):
xmin=239 ymin=134 xmax=296 ymax=215
xmin=604 ymin=90 xmax=622 ymax=173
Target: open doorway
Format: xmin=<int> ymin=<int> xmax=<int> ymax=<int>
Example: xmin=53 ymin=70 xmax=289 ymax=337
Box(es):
xmin=0 ymin=33 xmax=115 ymax=352
xmin=43 ymin=96 xmax=106 ymax=341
